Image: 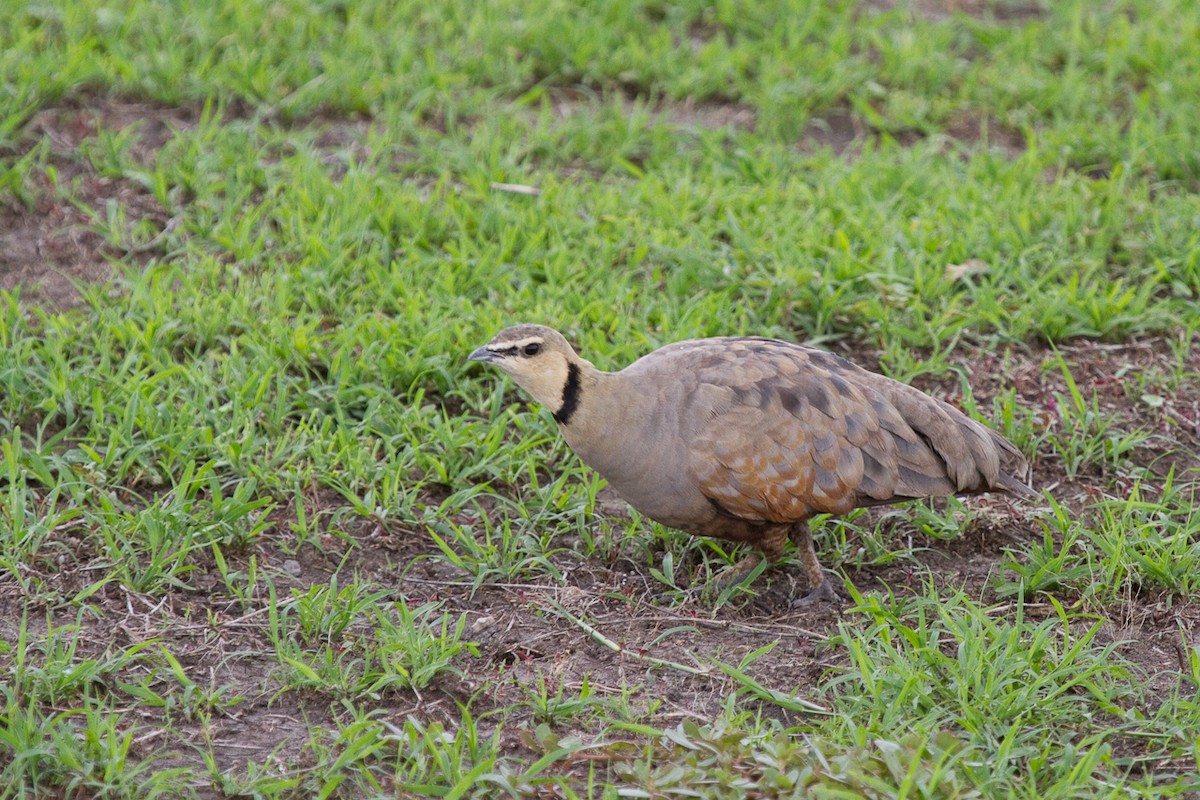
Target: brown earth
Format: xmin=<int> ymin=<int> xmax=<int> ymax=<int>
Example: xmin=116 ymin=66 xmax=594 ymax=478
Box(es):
xmin=0 ymin=100 xmax=190 ymax=310
xmin=866 ymin=0 xmax=1047 ymax=23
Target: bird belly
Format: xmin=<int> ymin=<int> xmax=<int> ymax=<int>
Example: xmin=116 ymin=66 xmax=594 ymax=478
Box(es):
xmin=568 ymin=439 xmax=703 ymax=531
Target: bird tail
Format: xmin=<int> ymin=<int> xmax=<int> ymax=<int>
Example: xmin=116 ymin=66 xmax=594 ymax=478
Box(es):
xmin=989 ymin=430 xmax=1037 ymax=499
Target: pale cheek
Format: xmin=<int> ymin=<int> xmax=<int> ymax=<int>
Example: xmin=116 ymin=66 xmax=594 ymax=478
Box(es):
xmin=505 ymin=368 xmax=558 ymax=407
xmin=531 ymin=372 xmax=565 ymax=405
xmin=527 ymin=362 xmax=570 ymax=408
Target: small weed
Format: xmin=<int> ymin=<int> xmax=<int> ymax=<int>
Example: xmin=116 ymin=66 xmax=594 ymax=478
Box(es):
xmin=997 ymin=494 xmax=1097 ymax=600
xmin=1086 ymin=476 xmax=1200 ymax=599
xmin=1041 ymin=356 xmax=1148 ymax=480
xmin=365 ymin=599 xmax=480 ymax=695
xmin=521 ymin=673 xmax=606 ymax=726
xmin=210 ymin=545 xmax=259 ymax=611
xmin=832 ymin=508 xmax=918 ymax=570
xmin=423 ymin=496 xmax=568 ymax=589
xmin=285 ymin=575 xmax=388 ymax=646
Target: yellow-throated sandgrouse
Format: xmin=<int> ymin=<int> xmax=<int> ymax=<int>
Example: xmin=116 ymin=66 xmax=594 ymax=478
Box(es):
xmin=469 ymin=324 xmax=1035 ymax=605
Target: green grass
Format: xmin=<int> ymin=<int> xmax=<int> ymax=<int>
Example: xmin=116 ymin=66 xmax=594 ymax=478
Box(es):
xmin=0 ymin=0 xmax=1199 ymax=796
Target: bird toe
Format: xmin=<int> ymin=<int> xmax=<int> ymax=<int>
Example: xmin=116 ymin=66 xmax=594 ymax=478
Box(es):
xmin=790 ymin=577 xmax=839 ymax=608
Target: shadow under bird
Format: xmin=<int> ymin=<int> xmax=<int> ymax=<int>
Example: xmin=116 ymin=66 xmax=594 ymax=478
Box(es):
xmin=469 ymin=324 xmax=1036 ymax=605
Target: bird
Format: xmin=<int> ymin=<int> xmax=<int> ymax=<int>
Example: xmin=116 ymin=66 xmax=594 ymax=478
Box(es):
xmin=468 ymin=324 xmax=1035 ymax=605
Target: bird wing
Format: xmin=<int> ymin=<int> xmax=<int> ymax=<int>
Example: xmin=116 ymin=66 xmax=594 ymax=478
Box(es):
xmin=669 ymin=338 xmax=1013 ymax=525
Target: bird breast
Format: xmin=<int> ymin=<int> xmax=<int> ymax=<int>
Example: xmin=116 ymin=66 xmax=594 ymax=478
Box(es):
xmin=559 ymin=369 xmax=711 ymax=529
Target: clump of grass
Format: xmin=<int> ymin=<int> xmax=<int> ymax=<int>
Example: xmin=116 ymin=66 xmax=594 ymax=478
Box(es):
xmin=617 ymin=717 xmax=979 ymax=799
xmin=997 ymin=493 xmax=1098 ymax=601
xmin=269 ymin=582 xmax=479 ymax=698
xmin=520 ymin=673 xmax=610 ymax=726
xmin=0 ymin=687 xmax=189 ymax=800
xmin=820 ymin=584 xmax=1198 ymax=794
xmin=0 ymin=615 xmax=189 ymax=799
xmin=1000 ymin=475 xmax=1200 ymax=605
xmin=1085 ymin=476 xmax=1200 ymax=599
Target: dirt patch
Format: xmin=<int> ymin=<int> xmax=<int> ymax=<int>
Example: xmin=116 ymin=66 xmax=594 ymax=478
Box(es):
xmin=0 ymin=97 xmax=379 ymax=311
xmin=796 ymin=104 xmax=1028 ymax=157
xmin=0 ymin=199 xmax=111 ymax=310
xmin=867 ymin=0 xmax=1046 ymax=22
xmin=662 ymin=99 xmax=758 ymax=133
xmin=0 ymin=100 xmax=193 ymax=311
xmin=941 ymin=112 xmax=1027 ymax=155
xmin=24 ymin=99 xmax=202 ymax=156
xmin=797 ymin=107 xmax=864 ymax=155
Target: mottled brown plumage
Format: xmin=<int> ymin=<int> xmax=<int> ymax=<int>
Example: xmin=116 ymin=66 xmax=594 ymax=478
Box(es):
xmin=469 ymin=324 xmax=1035 ymax=605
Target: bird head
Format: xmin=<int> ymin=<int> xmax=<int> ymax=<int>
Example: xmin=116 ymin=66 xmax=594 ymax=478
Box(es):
xmin=468 ymin=324 xmax=584 ymax=417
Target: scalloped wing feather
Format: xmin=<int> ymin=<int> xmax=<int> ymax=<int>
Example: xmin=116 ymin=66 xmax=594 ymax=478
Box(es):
xmin=673 ymin=338 xmax=1027 ymax=525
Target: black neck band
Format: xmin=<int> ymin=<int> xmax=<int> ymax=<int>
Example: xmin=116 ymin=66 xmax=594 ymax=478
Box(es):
xmin=553 ymin=363 xmax=580 ymax=425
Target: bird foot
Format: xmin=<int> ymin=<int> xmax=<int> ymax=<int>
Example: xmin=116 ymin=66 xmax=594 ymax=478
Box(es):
xmin=790 ymin=578 xmax=839 ymax=608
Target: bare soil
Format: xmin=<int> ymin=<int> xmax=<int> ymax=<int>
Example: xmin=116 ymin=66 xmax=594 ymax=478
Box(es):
xmin=0 ymin=101 xmax=193 ymax=310
xmin=866 ymin=0 xmax=1047 ymax=23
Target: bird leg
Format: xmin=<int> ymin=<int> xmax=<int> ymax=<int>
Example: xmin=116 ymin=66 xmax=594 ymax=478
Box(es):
xmin=656 ymin=552 xmax=763 ymax=604
xmin=710 ymin=552 xmax=766 ymax=591
xmin=713 ymin=524 xmax=789 ymax=590
xmin=789 ymin=524 xmax=837 ymax=607
xmin=687 ymin=526 xmax=786 ymax=600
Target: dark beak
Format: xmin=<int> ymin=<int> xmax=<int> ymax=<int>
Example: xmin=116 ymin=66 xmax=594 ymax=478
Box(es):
xmin=467 ymin=346 xmax=496 ymax=363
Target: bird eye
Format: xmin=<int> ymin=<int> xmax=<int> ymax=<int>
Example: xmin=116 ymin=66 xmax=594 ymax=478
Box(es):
xmin=523 ymin=343 xmax=541 ymax=356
